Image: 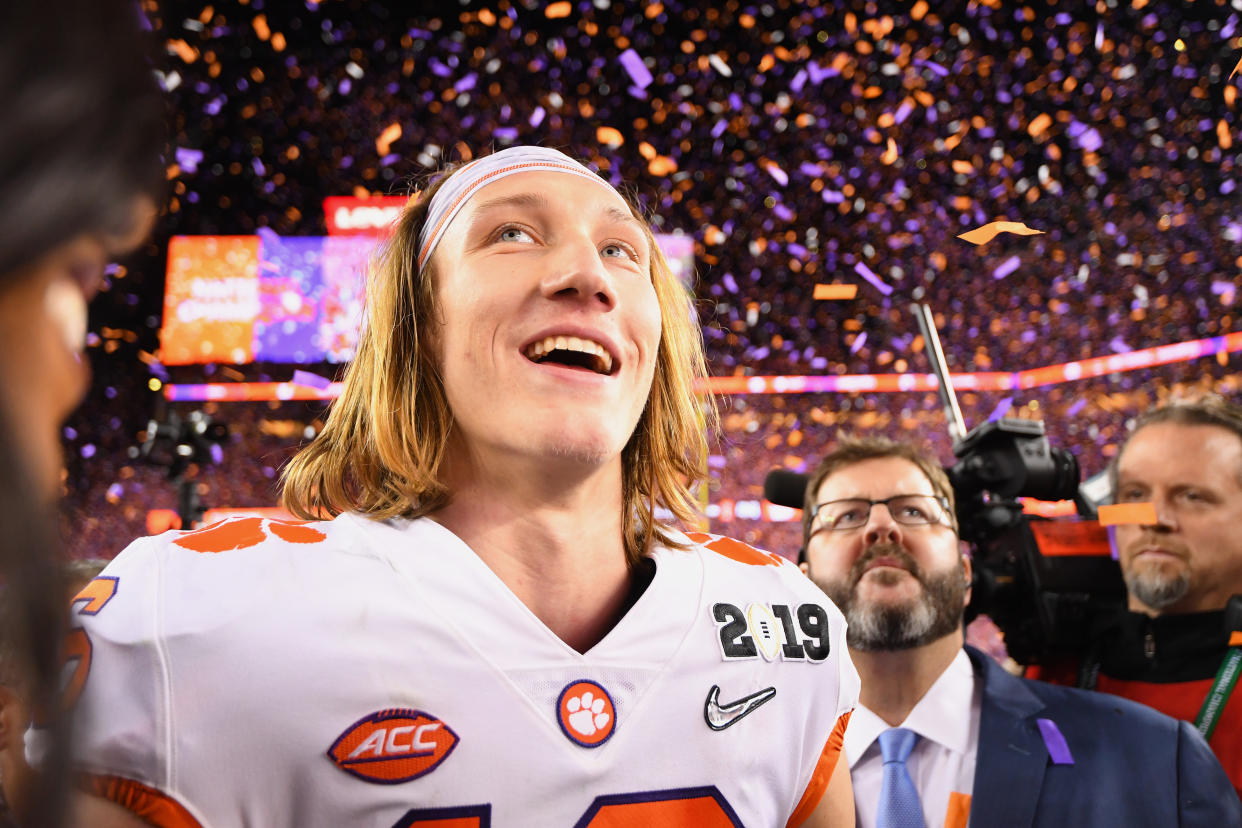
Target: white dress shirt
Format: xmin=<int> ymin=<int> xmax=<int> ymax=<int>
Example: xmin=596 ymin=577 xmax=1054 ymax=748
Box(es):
xmin=845 ymin=648 xmax=982 ymax=828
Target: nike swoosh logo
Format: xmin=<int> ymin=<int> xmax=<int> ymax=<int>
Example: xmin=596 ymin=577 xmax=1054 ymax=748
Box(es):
xmin=704 ymin=684 xmax=777 ymax=731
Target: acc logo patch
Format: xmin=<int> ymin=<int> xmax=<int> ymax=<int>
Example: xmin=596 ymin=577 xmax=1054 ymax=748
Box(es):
xmin=327 ymin=708 xmax=458 ymax=784
xmin=557 ymin=680 xmax=616 ymax=748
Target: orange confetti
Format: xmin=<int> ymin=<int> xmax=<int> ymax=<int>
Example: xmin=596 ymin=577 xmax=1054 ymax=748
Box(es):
xmin=1219 ymin=119 xmax=1233 ymax=150
xmin=880 ymin=137 xmax=898 ymax=165
xmin=545 ymin=1 xmax=571 ymax=18
xmin=911 ymin=0 xmax=929 ymax=20
xmin=596 ymin=126 xmax=624 ymax=147
xmin=376 ymin=122 xmax=402 ymax=156
xmin=252 ymin=14 xmax=270 ymax=41
xmin=271 ymin=32 xmax=286 ymax=52
xmin=1230 ymin=631 xmax=1242 ymax=647
xmin=1028 ymin=112 xmax=1053 ymax=137
xmin=951 ymin=159 xmax=974 ymax=174
xmin=957 ymin=220 xmax=1044 ymax=246
xmin=813 ymin=284 xmax=859 ymax=300
xmin=1097 ymin=502 xmax=1158 ymax=527
xmin=648 ymin=155 xmax=677 ymax=176
xmin=637 ymin=141 xmax=657 ymax=161
xmin=168 ymin=39 xmax=199 ymax=64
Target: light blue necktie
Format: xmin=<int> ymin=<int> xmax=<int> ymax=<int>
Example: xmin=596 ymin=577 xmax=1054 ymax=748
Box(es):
xmin=876 ymin=728 xmax=926 ymax=828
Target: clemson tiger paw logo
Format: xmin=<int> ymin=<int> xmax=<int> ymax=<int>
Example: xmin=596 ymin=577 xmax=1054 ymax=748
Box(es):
xmin=558 ymin=680 xmax=616 ymax=747
xmin=172 ymin=516 xmax=326 ymax=553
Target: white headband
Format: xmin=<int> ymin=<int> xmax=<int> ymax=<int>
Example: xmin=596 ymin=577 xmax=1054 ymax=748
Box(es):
xmin=416 ymin=146 xmax=621 ymax=270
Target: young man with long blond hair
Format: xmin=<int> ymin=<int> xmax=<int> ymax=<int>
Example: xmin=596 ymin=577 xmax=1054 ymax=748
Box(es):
xmin=65 ymin=147 xmax=858 ymax=827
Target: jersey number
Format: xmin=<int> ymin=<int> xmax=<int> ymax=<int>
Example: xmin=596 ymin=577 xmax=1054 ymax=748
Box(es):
xmin=393 ymin=785 xmax=742 ymax=827
xmin=59 ymin=576 xmax=120 ymax=713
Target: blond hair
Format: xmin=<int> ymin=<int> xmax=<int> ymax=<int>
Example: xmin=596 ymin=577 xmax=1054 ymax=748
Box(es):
xmin=282 ymin=163 xmax=715 ymax=566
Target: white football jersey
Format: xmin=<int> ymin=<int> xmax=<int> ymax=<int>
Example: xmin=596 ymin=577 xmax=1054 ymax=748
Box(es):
xmin=61 ymin=514 xmax=859 ymax=827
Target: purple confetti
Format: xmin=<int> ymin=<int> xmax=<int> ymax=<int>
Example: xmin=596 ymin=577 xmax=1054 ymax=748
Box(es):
xmin=257 ymin=226 xmax=279 ymax=247
xmin=1036 ymin=718 xmax=1074 ymax=765
xmin=799 ymin=162 xmax=821 ymax=178
xmin=773 ymin=203 xmax=794 ymax=221
xmin=1211 ymin=281 xmax=1236 ymax=295
xmin=1066 ymin=398 xmax=1088 ymax=418
xmin=806 ymin=62 xmax=836 ymax=84
xmin=292 ymin=369 xmax=332 ymax=390
xmin=204 ymin=96 xmax=225 ymax=116
xmin=1109 ymin=336 xmax=1131 ymax=354
xmin=987 ymin=397 xmax=1015 ymax=421
xmin=252 ymin=157 xmax=265 ymax=176
xmin=175 ymin=147 xmax=203 ymax=173
xmin=454 ymin=72 xmax=478 ymax=92
xmin=915 ymin=58 xmax=949 ymax=77
xmin=493 ymin=126 xmax=519 ymax=141
xmin=81 ymin=444 xmax=96 ymax=459
xmin=1076 ymin=126 xmax=1103 ymax=153
xmin=854 ymin=262 xmax=893 ymax=296
xmin=106 ymin=483 xmax=123 ymax=500
xmin=992 ymin=255 xmax=1021 ymax=280
xmin=209 ymin=443 xmax=224 ymax=465
xmin=850 ymin=331 xmax=868 ymax=354
xmin=529 ymin=106 xmax=546 ymax=127
xmin=790 ymin=69 xmax=807 ymax=93
xmin=895 ymin=99 xmax=914 ymax=124
xmin=619 ymin=48 xmax=653 ymax=90
xmin=722 ymin=273 xmax=739 ymax=294
xmin=765 ymin=163 xmax=789 ymax=186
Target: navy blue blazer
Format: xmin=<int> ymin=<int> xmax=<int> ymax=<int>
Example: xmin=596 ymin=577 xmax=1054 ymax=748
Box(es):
xmin=967 ymin=646 xmax=1240 ymax=826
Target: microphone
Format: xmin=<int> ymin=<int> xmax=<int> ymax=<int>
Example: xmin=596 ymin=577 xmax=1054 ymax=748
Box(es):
xmin=763 ymin=468 xmax=809 ymax=510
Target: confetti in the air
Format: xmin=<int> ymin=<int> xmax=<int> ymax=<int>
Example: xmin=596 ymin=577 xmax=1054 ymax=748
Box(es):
xmin=292 ymin=370 xmax=333 ymax=390
xmin=957 ymin=221 xmax=1045 ymax=246
xmin=853 ymin=262 xmax=893 ymax=295
xmin=992 ymin=255 xmax=1022 ymax=280
xmin=813 ymin=284 xmax=858 ymax=300
xmin=619 ymin=49 xmax=653 ymax=90
xmin=376 ymin=123 xmax=402 ymax=156
xmin=1097 ymin=502 xmax=1158 ymax=527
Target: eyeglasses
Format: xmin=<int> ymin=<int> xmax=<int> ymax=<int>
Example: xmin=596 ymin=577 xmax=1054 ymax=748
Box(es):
xmin=810 ymin=494 xmax=951 ymax=533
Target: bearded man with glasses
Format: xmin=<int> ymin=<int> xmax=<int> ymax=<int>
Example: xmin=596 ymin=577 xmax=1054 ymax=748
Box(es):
xmin=797 ymin=435 xmax=1238 ymax=828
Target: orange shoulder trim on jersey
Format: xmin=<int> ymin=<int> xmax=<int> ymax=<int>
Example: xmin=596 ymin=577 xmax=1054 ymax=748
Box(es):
xmin=85 ymin=774 xmax=203 ymax=828
xmin=786 ymin=709 xmax=852 ymax=828
xmin=684 ymin=531 xmax=784 ymax=567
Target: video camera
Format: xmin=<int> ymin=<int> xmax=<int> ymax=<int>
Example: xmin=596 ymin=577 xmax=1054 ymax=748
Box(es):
xmin=138 ymin=409 xmax=230 ymax=529
xmin=764 ymin=305 xmax=1127 ymax=665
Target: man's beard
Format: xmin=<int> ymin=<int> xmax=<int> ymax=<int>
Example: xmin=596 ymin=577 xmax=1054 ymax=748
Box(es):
xmin=816 ymin=542 xmax=967 ymax=651
xmin=1125 ymin=559 xmax=1191 ymax=611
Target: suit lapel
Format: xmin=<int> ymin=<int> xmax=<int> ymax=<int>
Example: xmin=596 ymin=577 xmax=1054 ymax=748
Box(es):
xmin=965 ymin=647 xmax=1049 ymax=828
